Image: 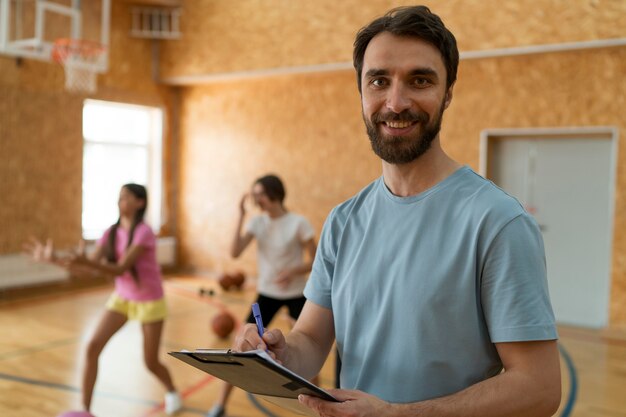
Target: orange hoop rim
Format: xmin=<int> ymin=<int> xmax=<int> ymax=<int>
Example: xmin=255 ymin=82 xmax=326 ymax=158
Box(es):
xmin=52 ymin=38 xmax=106 ymax=63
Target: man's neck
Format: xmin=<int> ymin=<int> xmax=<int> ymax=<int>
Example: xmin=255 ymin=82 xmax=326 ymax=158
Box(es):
xmin=381 ymin=139 xmax=462 ymax=197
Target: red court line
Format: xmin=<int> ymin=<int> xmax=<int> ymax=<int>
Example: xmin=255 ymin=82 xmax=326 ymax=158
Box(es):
xmin=141 ymin=283 xmax=246 ymax=416
xmin=165 ymin=282 xmax=229 ymax=312
xmin=164 ymin=282 xmax=244 ymax=332
xmin=140 ymin=282 xmax=249 ymax=416
xmin=142 ymin=375 xmax=216 ymax=417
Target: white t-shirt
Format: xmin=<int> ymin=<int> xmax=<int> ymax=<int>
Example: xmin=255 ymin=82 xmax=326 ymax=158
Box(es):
xmin=246 ymin=212 xmax=315 ymax=299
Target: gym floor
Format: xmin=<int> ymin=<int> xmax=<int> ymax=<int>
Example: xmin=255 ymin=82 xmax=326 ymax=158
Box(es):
xmin=0 ymin=276 xmax=624 ymax=417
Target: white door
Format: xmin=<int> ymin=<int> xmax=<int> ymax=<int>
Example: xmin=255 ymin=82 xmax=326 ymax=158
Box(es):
xmin=487 ymin=135 xmax=614 ymax=328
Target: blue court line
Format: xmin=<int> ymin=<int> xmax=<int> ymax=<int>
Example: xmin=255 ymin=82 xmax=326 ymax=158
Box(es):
xmin=0 ymin=371 xmax=155 ymax=405
xmin=0 ymin=371 xmax=149 ymax=406
xmin=0 ymin=337 xmax=78 ymax=361
xmin=0 ymin=370 xmax=209 ymax=415
xmin=558 ymin=343 xmax=578 ymax=417
xmin=0 ymin=371 xmax=210 ymax=415
xmin=0 ymin=371 xmax=80 ymax=393
xmin=247 ymin=392 xmax=281 ymax=417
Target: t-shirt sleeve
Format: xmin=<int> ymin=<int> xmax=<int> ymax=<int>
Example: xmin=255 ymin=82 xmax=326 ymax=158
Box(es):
xmin=130 ymin=223 xmax=156 ymax=249
xmin=481 ymin=213 xmax=558 ymax=343
xmin=297 ymin=216 xmax=315 ymax=242
xmin=244 ymin=216 xmax=260 ymax=237
xmin=303 ymin=209 xmax=338 ymax=309
xmin=97 ymin=227 xmax=111 ymax=247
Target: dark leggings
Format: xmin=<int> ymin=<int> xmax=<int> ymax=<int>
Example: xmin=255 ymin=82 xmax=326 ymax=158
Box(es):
xmin=245 ymin=294 xmax=306 ymax=327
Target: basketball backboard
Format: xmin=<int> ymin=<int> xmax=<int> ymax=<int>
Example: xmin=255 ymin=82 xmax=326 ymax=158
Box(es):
xmin=0 ymin=0 xmax=109 ymax=72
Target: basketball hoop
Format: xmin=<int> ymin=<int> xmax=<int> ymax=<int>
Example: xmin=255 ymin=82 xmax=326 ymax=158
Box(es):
xmin=52 ymin=39 xmax=106 ymax=94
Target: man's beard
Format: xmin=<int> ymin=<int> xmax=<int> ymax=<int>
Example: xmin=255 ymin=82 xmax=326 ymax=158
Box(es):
xmin=364 ymin=102 xmax=446 ymax=165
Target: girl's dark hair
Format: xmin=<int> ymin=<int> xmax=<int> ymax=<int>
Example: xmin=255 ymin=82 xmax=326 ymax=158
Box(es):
xmin=353 ymin=5 xmax=459 ymax=93
xmin=254 ymin=174 xmax=286 ymax=204
xmin=105 ymin=183 xmax=148 ymax=284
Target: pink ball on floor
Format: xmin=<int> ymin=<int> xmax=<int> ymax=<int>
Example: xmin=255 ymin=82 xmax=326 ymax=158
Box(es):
xmin=57 ymin=411 xmax=95 ymax=417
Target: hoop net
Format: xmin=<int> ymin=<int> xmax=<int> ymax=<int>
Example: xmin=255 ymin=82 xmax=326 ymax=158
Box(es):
xmin=52 ymin=39 xmax=105 ymax=94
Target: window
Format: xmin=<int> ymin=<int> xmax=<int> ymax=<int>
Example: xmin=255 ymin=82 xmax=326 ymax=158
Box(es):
xmin=82 ymin=99 xmax=163 ymax=240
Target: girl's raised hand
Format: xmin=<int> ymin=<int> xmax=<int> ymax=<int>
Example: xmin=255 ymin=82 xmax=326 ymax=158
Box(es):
xmin=67 ymin=240 xmax=89 ymax=265
xmin=23 ymin=237 xmax=56 ymax=263
xmin=65 ymin=240 xmax=99 ymax=278
xmin=239 ymin=193 xmax=249 ymax=216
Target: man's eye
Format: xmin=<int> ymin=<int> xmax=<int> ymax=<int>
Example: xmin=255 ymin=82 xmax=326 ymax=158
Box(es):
xmin=413 ymin=78 xmax=431 ymax=87
xmin=370 ymin=78 xmax=387 ymax=87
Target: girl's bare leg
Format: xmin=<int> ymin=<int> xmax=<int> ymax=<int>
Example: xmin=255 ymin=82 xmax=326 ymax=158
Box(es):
xmin=82 ymin=310 xmax=127 ymax=410
xmin=141 ymin=320 xmax=175 ymax=391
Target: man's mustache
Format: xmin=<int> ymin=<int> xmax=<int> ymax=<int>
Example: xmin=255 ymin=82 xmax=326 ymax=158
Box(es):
xmin=371 ymin=110 xmax=429 ymax=124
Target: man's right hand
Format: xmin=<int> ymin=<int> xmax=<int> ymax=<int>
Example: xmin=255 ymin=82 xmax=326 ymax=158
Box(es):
xmin=233 ymin=324 xmax=289 ymax=364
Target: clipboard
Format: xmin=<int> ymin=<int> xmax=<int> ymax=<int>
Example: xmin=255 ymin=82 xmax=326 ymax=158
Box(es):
xmin=169 ymin=349 xmax=338 ymax=416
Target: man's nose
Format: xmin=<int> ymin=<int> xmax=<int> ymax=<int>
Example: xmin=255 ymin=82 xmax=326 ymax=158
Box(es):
xmin=385 ymin=83 xmax=412 ymax=114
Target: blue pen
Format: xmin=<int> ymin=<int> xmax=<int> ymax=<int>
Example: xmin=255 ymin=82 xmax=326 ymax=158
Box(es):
xmin=252 ymin=302 xmax=265 ymax=342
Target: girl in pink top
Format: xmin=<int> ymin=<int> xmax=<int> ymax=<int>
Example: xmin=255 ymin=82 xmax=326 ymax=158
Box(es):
xmin=26 ymin=184 xmax=181 ymax=415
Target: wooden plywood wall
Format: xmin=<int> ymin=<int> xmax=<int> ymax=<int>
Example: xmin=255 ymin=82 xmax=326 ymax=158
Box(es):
xmin=0 ymin=1 xmax=174 ymax=253
xmin=160 ymin=0 xmax=626 ymax=78
xmin=176 ymin=47 xmax=626 ymax=327
xmin=177 ymin=71 xmax=378 ymax=272
xmin=3 ymin=0 xmax=626 ymax=328
xmin=171 ymin=1 xmax=626 ymax=327
xmin=451 ymin=49 xmax=626 ymax=326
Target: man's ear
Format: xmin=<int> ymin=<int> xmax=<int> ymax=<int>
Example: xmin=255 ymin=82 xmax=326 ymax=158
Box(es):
xmin=443 ymin=83 xmax=455 ymax=109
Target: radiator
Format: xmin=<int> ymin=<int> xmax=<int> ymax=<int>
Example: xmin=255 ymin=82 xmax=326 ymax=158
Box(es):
xmin=0 ymin=254 xmax=69 ymax=290
xmin=0 ymin=237 xmax=176 ymax=290
xmin=156 ymin=236 xmax=177 ymax=267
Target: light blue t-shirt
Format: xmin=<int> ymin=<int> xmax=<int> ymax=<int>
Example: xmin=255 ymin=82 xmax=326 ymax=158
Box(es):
xmin=304 ymin=166 xmax=557 ymax=403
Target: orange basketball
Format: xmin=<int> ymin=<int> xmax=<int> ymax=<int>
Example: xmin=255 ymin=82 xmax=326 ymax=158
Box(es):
xmin=218 ymin=272 xmax=234 ymax=291
xmin=211 ymin=311 xmax=235 ymax=339
xmin=230 ymin=270 xmax=246 ymax=289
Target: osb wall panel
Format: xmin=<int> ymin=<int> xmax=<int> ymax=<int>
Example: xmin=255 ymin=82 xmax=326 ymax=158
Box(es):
xmin=176 ymin=71 xmax=379 ymax=273
xmin=450 ymin=49 xmax=626 ymax=326
xmin=0 ymin=1 xmax=174 ymax=253
xmin=0 ymin=84 xmax=83 ymax=250
xmin=160 ymin=0 xmax=625 ymax=78
xmin=177 ymin=47 xmax=626 ymax=326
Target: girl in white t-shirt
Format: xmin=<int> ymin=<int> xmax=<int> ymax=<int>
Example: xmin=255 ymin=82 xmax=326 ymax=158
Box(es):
xmin=206 ymin=174 xmax=317 ymax=417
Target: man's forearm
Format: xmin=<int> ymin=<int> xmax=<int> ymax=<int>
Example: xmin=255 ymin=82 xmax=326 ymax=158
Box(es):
xmin=389 ymin=367 xmax=560 ymax=417
xmin=284 ymin=330 xmax=332 ymax=380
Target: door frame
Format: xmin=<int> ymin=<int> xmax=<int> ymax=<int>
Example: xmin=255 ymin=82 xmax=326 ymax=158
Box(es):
xmin=479 ymin=126 xmax=619 ymax=328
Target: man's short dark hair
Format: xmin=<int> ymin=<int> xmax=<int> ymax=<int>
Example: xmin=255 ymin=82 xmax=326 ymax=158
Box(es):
xmin=353 ymin=5 xmax=459 ymax=93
